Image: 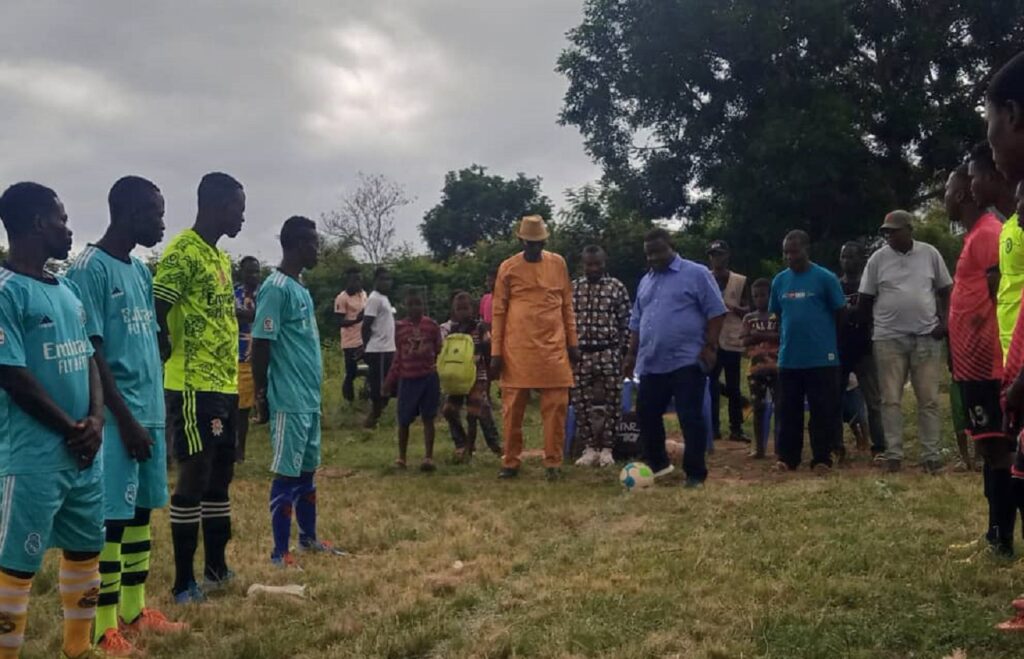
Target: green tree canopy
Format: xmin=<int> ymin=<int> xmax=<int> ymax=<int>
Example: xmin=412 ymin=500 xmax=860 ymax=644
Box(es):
xmin=558 ymin=0 xmax=1024 ymax=269
xmin=420 ymin=165 xmax=553 ymax=260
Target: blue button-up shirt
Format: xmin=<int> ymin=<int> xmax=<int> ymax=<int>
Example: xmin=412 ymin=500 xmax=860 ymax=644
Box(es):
xmin=629 ymin=255 xmax=727 ymax=375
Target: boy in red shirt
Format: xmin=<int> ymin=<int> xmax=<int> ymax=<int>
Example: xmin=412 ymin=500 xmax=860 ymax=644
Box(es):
xmin=384 ymin=289 xmax=442 ymax=471
xmin=740 ymin=279 xmax=779 ymax=459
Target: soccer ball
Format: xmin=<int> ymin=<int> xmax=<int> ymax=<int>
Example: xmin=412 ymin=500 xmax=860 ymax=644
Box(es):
xmin=619 ymin=462 xmax=654 ymax=491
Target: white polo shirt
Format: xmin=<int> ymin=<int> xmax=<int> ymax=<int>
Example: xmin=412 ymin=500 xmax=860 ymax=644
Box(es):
xmin=859 ymin=240 xmax=953 ymax=340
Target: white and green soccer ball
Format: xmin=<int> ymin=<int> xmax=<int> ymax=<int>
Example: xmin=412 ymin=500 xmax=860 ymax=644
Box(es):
xmin=619 ymin=462 xmax=654 ymax=491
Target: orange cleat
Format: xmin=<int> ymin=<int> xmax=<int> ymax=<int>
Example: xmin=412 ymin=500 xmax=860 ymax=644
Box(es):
xmin=125 ymin=608 xmax=189 ymax=635
xmin=995 ymin=613 xmax=1024 ymax=632
xmin=97 ymin=627 xmax=137 ymax=656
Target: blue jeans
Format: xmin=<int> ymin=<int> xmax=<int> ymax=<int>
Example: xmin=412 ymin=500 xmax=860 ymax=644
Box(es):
xmin=637 ymin=364 xmax=709 ymax=482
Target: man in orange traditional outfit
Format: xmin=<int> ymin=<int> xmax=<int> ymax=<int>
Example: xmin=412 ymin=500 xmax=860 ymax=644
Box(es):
xmin=490 ymin=215 xmax=580 ymax=480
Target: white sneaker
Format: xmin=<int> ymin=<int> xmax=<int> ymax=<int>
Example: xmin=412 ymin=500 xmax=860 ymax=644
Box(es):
xmin=597 ymin=448 xmax=615 ymax=467
xmin=652 ymin=464 xmax=675 ymax=479
xmin=575 ymin=447 xmax=599 ymax=467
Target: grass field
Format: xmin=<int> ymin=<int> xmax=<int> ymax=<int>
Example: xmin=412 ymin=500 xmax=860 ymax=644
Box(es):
xmin=20 ymin=364 xmax=1024 ymax=658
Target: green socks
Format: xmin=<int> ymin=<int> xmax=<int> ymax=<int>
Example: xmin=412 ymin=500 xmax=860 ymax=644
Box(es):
xmin=120 ymin=517 xmax=152 ymax=624
xmin=94 ymin=533 xmax=123 ymax=643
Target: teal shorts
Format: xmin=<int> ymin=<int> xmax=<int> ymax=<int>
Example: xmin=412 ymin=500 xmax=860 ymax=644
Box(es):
xmin=103 ymin=423 xmax=169 ymax=520
xmin=269 ymin=412 xmax=321 ymax=478
xmin=0 ymin=467 xmax=105 ymax=573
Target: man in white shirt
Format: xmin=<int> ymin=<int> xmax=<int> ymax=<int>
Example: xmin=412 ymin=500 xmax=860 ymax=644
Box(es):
xmin=361 ymin=267 xmax=396 ymax=428
xmin=858 ymin=210 xmax=953 ymax=473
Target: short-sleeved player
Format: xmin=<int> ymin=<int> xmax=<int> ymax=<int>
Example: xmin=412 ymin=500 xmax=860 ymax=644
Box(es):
xmin=0 ymin=182 xmax=106 ymax=659
xmin=153 ymin=172 xmax=244 ymax=603
xmin=0 ymin=272 xmax=99 ymax=563
xmin=254 ymin=270 xmax=322 ymax=478
xmin=65 ymin=176 xmax=185 ymax=652
xmin=252 ymin=216 xmax=345 ymax=568
xmin=70 ymin=247 xmax=166 ymax=516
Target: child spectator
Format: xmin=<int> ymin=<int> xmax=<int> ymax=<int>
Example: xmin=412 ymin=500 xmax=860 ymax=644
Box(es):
xmin=440 ymin=291 xmax=502 ymax=460
xmin=842 ymin=373 xmax=869 ymax=452
xmin=384 ymin=289 xmax=442 ymax=471
xmin=740 ymin=279 xmax=779 ymax=458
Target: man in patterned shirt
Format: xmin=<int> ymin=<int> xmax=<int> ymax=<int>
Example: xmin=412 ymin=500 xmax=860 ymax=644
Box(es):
xmin=572 ymin=246 xmax=631 ymax=468
xmin=154 ymin=172 xmax=244 ymax=603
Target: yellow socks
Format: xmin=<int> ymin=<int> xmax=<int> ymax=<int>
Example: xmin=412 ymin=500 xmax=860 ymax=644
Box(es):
xmin=59 ymin=556 xmax=100 ymax=658
xmin=120 ymin=520 xmax=151 ymax=624
xmin=0 ymin=571 xmax=31 ymax=659
xmin=94 ymin=537 xmax=122 ymax=643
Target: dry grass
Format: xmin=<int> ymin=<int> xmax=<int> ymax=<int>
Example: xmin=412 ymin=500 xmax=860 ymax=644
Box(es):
xmin=18 ymin=367 xmax=1024 ymax=658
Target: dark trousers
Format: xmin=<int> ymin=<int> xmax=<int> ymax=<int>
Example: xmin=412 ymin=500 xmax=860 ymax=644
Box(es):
xmin=342 ymin=347 xmax=363 ymax=402
xmin=777 ymin=366 xmax=841 ymax=469
xmin=710 ymin=349 xmax=744 ymax=437
xmin=637 ymin=364 xmax=708 ymax=482
xmin=848 ymin=353 xmax=884 ymax=453
xmin=365 ymin=351 xmax=394 ymax=406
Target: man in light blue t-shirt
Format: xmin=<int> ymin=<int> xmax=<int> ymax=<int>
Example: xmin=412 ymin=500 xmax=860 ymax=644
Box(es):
xmin=769 ymin=230 xmax=846 ymax=472
xmin=252 ymin=216 xmax=346 ymax=569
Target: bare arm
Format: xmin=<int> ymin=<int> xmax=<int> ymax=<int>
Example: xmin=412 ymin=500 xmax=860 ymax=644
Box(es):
xmin=623 ymin=331 xmax=639 ymax=378
xmin=703 ymin=314 xmax=725 ymax=357
xmin=90 ymin=337 xmax=151 ymax=460
xmin=87 ymin=357 xmax=103 ymax=419
xmin=0 ymin=365 xmax=78 ymax=437
xmin=855 ymin=293 xmax=875 ymax=328
xmin=733 ymin=281 xmax=751 ymax=317
xmin=933 ymin=284 xmax=951 ymax=338
xmin=337 ymin=312 xmax=363 ymax=329
xmin=155 ymin=298 xmax=173 ymax=363
xmin=252 ymin=338 xmax=271 ymax=423
xmin=987 ymin=268 xmax=1000 ymax=303
xmin=361 ymin=315 xmax=375 ymax=348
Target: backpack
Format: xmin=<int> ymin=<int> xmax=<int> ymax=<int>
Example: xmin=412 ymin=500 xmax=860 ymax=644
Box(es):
xmin=437 ymin=333 xmax=477 ymax=395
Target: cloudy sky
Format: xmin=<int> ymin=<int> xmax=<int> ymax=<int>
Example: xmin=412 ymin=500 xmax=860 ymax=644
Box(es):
xmin=0 ymin=0 xmax=600 ymax=261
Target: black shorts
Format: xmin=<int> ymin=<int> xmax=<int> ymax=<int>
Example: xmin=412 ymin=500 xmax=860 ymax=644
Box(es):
xmin=958 ymin=380 xmax=1004 ymax=441
xmin=397 ymin=373 xmax=441 ymax=426
xmin=166 ymin=390 xmax=239 ymax=460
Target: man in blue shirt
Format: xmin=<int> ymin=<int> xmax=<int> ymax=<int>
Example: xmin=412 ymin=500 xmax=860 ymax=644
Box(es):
xmin=624 ymin=228 xmax=726 ymax=488
xmin=253 ymin=216 xmax=346 ymax=569
xmin=769 ymin=230 xmax=846 ymax=472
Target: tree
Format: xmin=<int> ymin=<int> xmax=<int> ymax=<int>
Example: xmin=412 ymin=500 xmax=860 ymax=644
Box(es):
xmin=558 ymin=0 xmax=1024 ymax=270
xmin=550 ymin=183 xmax=652 ymax=293
xmin=321 ymin=173 xmax=411 ymax=264
xmin=420 ymin=165 xmax=553 ymax=260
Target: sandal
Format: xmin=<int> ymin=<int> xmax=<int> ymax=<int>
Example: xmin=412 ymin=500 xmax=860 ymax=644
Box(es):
xmin=420 ymin=459 xmax=436 ymax=473
xmin=393 ymin=459 xmax=407 ymax=469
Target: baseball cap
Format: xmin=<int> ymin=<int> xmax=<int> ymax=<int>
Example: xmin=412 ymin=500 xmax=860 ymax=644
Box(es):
xmin=706 ymin=239 xmax=729 ymax=254
xmin=880 ymin=210 xmax=914 ymax=231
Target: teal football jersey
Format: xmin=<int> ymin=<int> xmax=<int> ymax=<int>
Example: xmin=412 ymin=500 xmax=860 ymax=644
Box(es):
xmin=0 ymin=268 xmax=95 ymax=475
xmin=67 ymin=245 xmax=164 ymax=426
xmin=252 ymin=270 xmax=322 ymax=413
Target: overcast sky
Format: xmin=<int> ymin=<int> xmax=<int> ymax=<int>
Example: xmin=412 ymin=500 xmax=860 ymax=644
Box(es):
xmin=0 ymin=0 xmax=600 ymax=261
